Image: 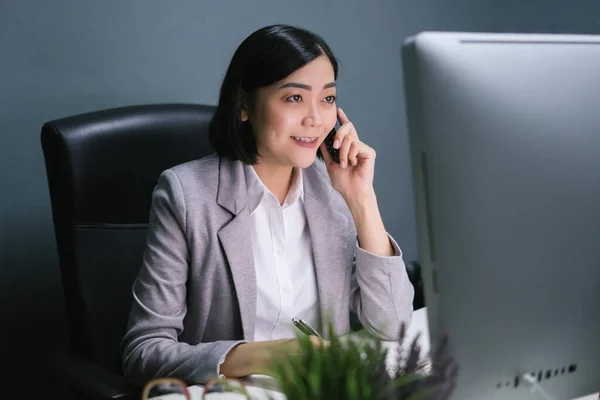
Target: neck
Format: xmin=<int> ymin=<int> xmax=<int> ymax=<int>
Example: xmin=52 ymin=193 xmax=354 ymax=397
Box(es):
xmin=252 ymin=162 xmax=295 ymax=205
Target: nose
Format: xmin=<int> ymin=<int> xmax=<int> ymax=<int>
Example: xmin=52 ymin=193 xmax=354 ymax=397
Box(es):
xmin=302 ymin=104 xmax=323 ymax=128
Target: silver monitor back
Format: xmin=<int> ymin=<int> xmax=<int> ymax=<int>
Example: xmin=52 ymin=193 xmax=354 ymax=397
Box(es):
xmin=402 ymin=31 xmax=600 ymax=400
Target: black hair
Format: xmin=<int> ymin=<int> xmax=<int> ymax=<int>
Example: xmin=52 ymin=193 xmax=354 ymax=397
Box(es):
xmin=209 ymin=24 xmax=338 ymax=164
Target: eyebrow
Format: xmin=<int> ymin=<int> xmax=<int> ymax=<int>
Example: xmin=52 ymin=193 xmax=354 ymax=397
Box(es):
xmin=278 ymin=81 xmax=337 ymax=90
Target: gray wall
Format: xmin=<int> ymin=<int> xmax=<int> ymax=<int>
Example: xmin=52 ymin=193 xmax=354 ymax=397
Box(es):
xmin=1 ymin=0 xmax=599 ymax=397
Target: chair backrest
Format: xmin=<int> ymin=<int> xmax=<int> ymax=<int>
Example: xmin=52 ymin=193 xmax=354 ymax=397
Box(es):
xmin=41 ymin=103 xmax=216 ymax=374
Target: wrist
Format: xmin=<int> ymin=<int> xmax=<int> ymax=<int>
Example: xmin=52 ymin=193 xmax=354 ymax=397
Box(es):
xmin=220 ymin=339 xmax=299 ymax=378
xmin=344 ymin=191 xmax=394 ymax=257
xmin=344 ymin=189 xmax=378 ymax=223
xmin=220 ymin=342 xmax=269 ymax=378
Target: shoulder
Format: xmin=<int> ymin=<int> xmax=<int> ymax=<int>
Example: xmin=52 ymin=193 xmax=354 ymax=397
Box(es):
xmin=155 ymin=153 xmax=222 ymax=207
xmin=170 ymin=153 xmax=220 ymax=193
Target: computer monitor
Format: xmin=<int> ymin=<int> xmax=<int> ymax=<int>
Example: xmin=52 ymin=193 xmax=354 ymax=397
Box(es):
xmin=402 ymin=31 xmax=600 ymax=400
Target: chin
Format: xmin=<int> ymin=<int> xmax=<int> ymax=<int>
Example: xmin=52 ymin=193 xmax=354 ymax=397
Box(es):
xmin=292 ymin=153 xmax=318 ymax=169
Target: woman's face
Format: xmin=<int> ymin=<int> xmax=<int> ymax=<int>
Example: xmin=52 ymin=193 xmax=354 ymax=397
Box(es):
xmin=242 ymin=55 xmax=338 ymax=169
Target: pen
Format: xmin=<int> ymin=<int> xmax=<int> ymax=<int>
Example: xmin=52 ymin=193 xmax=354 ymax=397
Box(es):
xmin=292 ymin=318 xmax=321 ymax=338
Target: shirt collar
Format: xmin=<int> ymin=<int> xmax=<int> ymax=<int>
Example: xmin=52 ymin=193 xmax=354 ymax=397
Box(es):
xmin=243 ymin=164 xmax=304 ymax=214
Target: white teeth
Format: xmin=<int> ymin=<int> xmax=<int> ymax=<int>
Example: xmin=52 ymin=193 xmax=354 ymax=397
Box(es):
xmin=292 ymin=136 xmax=317 ymax=143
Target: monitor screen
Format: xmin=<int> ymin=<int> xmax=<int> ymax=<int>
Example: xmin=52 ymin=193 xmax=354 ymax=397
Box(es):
xmin=402 ymin=31 xmax=600 ymax=400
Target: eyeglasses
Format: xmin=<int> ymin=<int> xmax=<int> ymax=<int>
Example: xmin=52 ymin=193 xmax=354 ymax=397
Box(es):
xmin=202 ymin=378 xmax=251 ymax=399
xmin=141 ymin=377 xmax=251 ymax=400
xmin=141 ymin=378 xmax=191 ymax=400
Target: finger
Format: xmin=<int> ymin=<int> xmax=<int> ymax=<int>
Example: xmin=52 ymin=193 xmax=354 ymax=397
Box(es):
xmin=334 ymin=120 xmax=354 ymax=148
xmin=309 ymin=336 xmax=329 ymax=348
xmin=338 ymin=134 xmax=354 ymax=168
xmin=310 ymin=336 xmax=322 ymax=346
xmin=337 ymin=107 xmax=350 ymax=125
xmin=319 ymin=141 xmax=333 ymax=165
xmin=338 ymin=108 xmax=360 ymax=140
xmin=348 ymin=141 xmax=360 ymax=166
xmin=355 ymin=141 xmax=377 ymax=160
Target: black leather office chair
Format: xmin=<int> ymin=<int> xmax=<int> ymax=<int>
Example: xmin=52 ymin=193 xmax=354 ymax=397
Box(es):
xmin=41 ymin=103 xmax=217 ymax=400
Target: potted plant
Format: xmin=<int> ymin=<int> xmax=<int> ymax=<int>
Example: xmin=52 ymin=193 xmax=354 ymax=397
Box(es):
xmin=268 ymin=322 xmax=458 ymax=400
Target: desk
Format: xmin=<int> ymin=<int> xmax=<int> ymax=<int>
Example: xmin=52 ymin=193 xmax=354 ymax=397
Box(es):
xmin=166 ymin=307 xmax=598 ymax=400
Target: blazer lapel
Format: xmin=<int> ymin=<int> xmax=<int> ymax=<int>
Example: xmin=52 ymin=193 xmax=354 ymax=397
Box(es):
xmin=216 ymin=157 xmax=257 ymax=341
xmin=303 ymin=164 xmax=350 ymax=335
xmin=218 ymin=212 xmax=256 ymax=340
xmin=214 ymin=159 xmax=350 ymax=340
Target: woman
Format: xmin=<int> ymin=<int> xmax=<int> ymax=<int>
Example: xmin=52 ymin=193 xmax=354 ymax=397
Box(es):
xmin=121 ymin=24 xmax=414 ymax=386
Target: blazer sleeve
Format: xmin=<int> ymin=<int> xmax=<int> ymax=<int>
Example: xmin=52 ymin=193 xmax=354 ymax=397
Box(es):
xmin=120 ymin=169 xmax=245 ymax=386
xmin=349 ymin=234 xmax=415 ymax=341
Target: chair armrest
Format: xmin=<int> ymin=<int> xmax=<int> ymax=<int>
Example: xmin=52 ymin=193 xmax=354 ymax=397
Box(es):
xmin=56 ymin=353 xmax=140 ymax=400
xmin=406 ymin=261 xmax=425 ymax=310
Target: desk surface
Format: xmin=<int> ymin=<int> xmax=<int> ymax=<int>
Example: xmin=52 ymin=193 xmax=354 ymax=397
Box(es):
xmin=159 ymin=307 xmax=598 ymax=400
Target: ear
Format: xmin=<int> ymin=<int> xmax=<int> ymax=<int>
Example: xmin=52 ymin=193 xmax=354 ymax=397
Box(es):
xmin=240 ymin=107 xmax=248 ymax=122
xmin=240 ymin=91 xmax=250 ymax=122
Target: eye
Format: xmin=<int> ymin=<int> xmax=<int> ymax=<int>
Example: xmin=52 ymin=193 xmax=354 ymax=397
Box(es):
xmin=286 ymin=94 xmax=302 ymax=103
xmin=325 ymin=95 xmax=336 ymax=103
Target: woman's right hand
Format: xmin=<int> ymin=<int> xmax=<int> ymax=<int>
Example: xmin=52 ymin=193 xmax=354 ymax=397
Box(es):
xmin=219 ymin=337 xmax=327 ymax=378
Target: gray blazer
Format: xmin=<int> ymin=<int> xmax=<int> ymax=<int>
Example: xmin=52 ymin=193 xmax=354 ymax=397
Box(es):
xmin=121 ymin=154 xmax=414 ymax=385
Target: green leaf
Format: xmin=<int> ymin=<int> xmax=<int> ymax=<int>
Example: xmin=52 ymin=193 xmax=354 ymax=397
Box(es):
xmin=307 ymin=355 xmax=322 ymax=396
xmin=345 ymin=367 xmax=358 ymax=400
xmin=386 ymin=373 xmax=421 ymax=390
xmin=406 ymin=388 xmax=434 ymax=400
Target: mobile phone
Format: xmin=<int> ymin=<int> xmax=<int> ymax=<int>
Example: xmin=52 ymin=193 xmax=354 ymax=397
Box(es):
xmin=323 ymin=118 xmax=341 ymax=164
xmin=292 ymin=318 xmax=322 ymax=338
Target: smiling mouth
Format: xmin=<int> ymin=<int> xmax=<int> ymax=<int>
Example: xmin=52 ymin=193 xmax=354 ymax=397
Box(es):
xmin=291 ymin=136 xmax=318 ymax=143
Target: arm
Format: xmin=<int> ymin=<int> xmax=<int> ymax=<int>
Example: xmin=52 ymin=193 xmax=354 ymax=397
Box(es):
xmin=346 ymin=189 xmax=415 ymax=340
xmin=121 ymin=170 xmax=246 ymax=385
xmin=319 ymin=107 xmax=414 ymax=341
